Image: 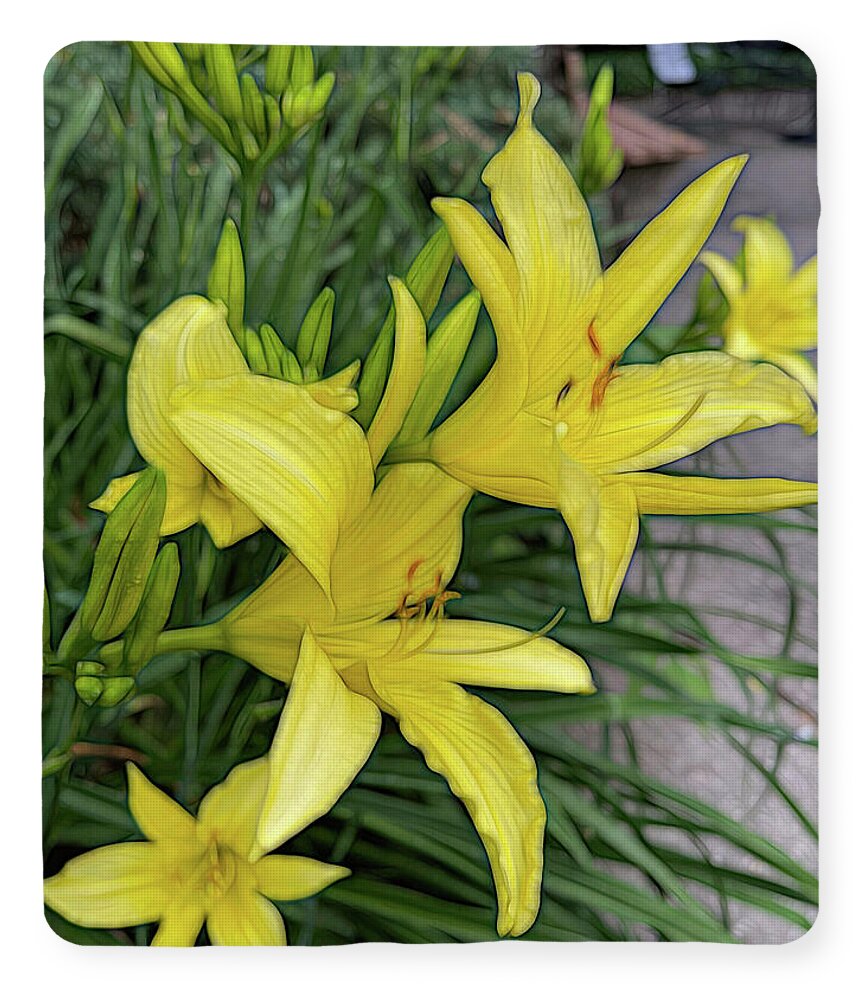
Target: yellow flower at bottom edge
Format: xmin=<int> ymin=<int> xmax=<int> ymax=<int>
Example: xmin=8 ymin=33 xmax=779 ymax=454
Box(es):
xmin=700 ymin=215 xmax=817 ymax=399
xmin=396 ymin=72 xmax=818 ymax=623
xmin=155 ymin=462 xmax=595 ymax=938
xmin=44 ymin=759 xmax=349 ymax=946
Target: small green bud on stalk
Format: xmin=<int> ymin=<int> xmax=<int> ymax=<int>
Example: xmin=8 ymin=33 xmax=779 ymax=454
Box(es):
xmin=244 ymin=329 xmax=268 ymax=374
xmin=308 ymin=73 xmax=336 ymax=118
xmin=240 ymin=74 xmax=267 ymax=140
xmin=265 ymin=45 xmax=293 ymax=95
xmin=205 ymin=44 xmax=244 ymax=122
xmin=290 ymin=46 xmax=315 ymax=91
xmin=98 ymin=677 xmax=136 ymax=708
xmin=123 ymin=543 xmax=180 ymax=673
xmin=296 ymin=287 xmax=335 ymax=377
xmin=79 ymin=468 xmax=166 ymax=643
xmin=393 ymin=290 xmax=481 ymax=446
xmin=207 ymin=220 xmax=246 ymax=342
xmin=356 ymin=227 xmax=453 ymax=428
xmin=74 ymin=676 xmax=104 ymax=707
xmin=259 ymin=323 xmax=288 ymax=378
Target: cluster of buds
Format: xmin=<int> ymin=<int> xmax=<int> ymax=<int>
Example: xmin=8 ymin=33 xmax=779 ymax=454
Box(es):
xmin=53 ymin=468 xmax=180 ymax=707
xmin=130 ymin=43 xmax=335 ymax=171
xmin=576 ymin=65 xmax=624 ymax=196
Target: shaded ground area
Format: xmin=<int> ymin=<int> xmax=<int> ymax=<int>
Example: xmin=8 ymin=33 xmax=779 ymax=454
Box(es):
xmin=589 ymin=87 xmax=818 ymax=943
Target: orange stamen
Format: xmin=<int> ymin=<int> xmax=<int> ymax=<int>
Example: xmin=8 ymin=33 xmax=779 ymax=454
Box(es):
xmin=587 ymin=321 xmax=601 ymax=357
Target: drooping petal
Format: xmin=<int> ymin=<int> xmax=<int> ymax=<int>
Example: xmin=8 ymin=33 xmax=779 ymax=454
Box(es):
xmin=594 ymin=156 xmax=747 ymax=357
xmin=699 ymin=250 xmax=744 ymax=303
xmin=169 ymin=373 xmax=374 ymax=598
xmin=623 ymin=471 xmax=817 ymax=514
xmin=367 ymin=669 xmax=545 ymax=937
xmin=482 ymin=73 xmax=600 ymax=358
xmin=732 ymin=215 xmax=794 ymax=287
xmin=151 ymin=897 xmax=206 ymax=946
xmin=559 ymin=467 xmax=640 ymax=623
xmin=255 ymin=631 xmax=381 ymax=858
xmin=207 ymin=891 xmax=286 ymax=946
xmin=126 ymin=763 xmax=197 ymax=844
xmin=127 ymin=295 xmax=248 ymax=485
xmin=197 ymin=758 xmax=270 ymax=859
xmin=367 ymin=278 xmax=427 ymax=466
xmin=575 ymin=352 xmax=817 ymax=475
xmin=331 ymin=463 xmax=472 ymax=624
xmin=44 ymin=843 xmax=169 ymax=929
xmin=765 ymin=351 xmax=818 ymax=401
xmin=349 ymin=619 xmax=593 ymax=693
xmin=254 ymin=855 xmax=349 ymax=901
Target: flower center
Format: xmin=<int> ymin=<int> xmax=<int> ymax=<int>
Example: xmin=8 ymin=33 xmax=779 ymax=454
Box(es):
xmin=187 ymin=838 xmax=238 ymax=899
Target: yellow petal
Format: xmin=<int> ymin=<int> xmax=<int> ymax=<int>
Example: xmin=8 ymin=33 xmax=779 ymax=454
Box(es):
xmin=254 ymin=855 xmax=349 ymax=901
xmin=624 ymin=471 xmax=817 ymax=514
xmin=256 ymin=630 xmax=381 ymax=858
xmin=576 ymin=352 xmax=817 ymax=475
xmin=595 ymin=156 xmax=747 ymax=357
xmin=765 ymin=351 xmax=818 ymax=401
xmin=127 ymin=295 xmax=248 ymax=485
xmin=481 ymin=73 xmax=600 ymax=358
xmin=790 ymin=256 xmax=817 ymax=299
xmin=197 ymin=758 xmax=270 ymax=859
xmin=331 ymin=463 xmax=472 ymax=624
xmin=367 ymin=670 xmax=545 ymax=937
xmin=199 ymin=476 xmax=263 ymax=548
xmin=220 ymin=557 xmax=314 ymax=683
xmin=367 ymin=278 xmax=427 ymax=466
xmin=559 ymin=468 xmax=639 ymax=623
xmin=732 ymin=215 xmax=794 ymax=286
xmin=126 ymin=763 xmax=196 ymax=844
xmin=151 ymin=897 xmax=205 ymax=946
xmin=351 ymin=619 xmax=593 ymax=692
xmin=699 ymin=250 xmax=744 ymax=303
xmin=307 ymin=359 xmax=362 ymax=413
xmin=44 ymin=843 xmax=168 ymax=928
xmin=207 ymin=891 xmax=286 ymax=946
xmin=430 ymin=198 xmax=522 ymax=381
xmin=169 ymin=373 xmax=374 ymax=599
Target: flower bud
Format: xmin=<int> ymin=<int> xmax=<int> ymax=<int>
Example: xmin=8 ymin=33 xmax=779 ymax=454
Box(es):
xmin=265 ymin=45 xmax=293 ymax=96
xmin=207 ymin=220 xmax=246 ymax=342
xmin=355 ymin=227 xmax=453 ymax=428
xmin=74 ymin=676 xmax=104 ymax=706
xmin=393 ymin=290 xmax=481 ymax=446
xmin=79 ymin=468 xmax=166 ymax=642
xmin=290 ymin=46 xmax=315 ymax=91
xmin=98 ymin=677 xmax=136 ymax=708
xmin=123 ymin=543 xmax=180 ymax=673
xmin=240 ymin=73 xmax=267 ymax=140
xmin=204 ymin=44 xmax=244 ymax=122
xmin=296 ymin=287 xmax=335 ymax=378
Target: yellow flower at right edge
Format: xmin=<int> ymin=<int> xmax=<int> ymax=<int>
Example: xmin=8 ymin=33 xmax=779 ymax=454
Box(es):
xmin=397 ymin=73 xmax=817 ymax=623
xmin=44 ymin=759 xmax=349 ymax=946
xmin=700 ymin=215 xmax=818 ymax=399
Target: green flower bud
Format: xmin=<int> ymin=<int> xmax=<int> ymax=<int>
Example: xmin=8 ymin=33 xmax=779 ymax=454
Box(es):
xmin=577 ymin=64 xmax=623 ymax=196
xmin=240 ymin=73 xmax=267 ymax=140
xmin=74 ymin=676 xmax=104 ymax=706
xmin=296 ymin=287 xmax=335 ymax=378
xmin=290 ymin=46 xmax=315 ymax=91
xmin=355 ymin=227 xmax=453 ymax=428
xmin=98 ymin=677 xmax=136 ymax=708
xmin=207 ymin=220 xmax=246 ymax=343
xmin=265 ymin=45 xmax=293 ymax=96
xmin=79 ymin=468 xmax=166 ymax=643
xmin=75 ymin=660 xmax=106 ymax=677
xmin=245 ymin=328 xmax=268 ymax=374
xmin=123 ymin=543 xmax=180 ymax=673
xmin=204 ymin=44 xmax=244 ymax=122
xmin=308 ymin=72 xmax=335 ymax=118
xmin=393 ymin=290 xmax=481 ymax=446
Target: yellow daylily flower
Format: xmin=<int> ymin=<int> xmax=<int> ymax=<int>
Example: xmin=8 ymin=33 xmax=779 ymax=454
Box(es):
xmin=700 ymin=215 xmax=817 ymax=399
xmin=91 ymin=293 xmax=375 ymax=598
xmin=396 ymin=72 xmax=817 ymax=623
xmin=156 ymin=462 xmax=595 ymax=937
xmin=44 ymin=759 xmax=349 ymax=946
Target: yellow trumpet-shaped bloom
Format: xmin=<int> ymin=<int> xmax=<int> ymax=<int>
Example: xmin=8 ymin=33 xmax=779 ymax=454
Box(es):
xmin=159 ymin=462 xmax=595 ymax=937
xmin=403 ymin=72 xmax=817 ymax=622
xmin=91 ymin=293 xmax=376 ymax=598
xmin=700 ymin=215 xmax=817 ymax=399
xmin=44 ymin=759 xmax=349 ymax=946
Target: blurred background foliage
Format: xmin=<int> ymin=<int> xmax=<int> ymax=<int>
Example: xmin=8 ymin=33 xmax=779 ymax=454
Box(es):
xmin=44 ymin=42 xmax=817 ymax=945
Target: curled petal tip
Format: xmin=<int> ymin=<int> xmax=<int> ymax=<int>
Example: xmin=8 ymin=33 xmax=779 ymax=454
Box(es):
xmin=516 ymin=72 xmax=541 ymax=126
